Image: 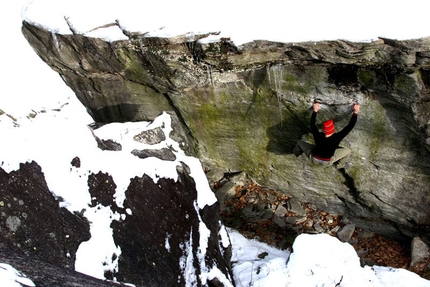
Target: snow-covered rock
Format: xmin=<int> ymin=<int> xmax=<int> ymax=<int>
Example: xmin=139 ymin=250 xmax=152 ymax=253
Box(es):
xmin=229 ymin=231 xmax=430 ymax=287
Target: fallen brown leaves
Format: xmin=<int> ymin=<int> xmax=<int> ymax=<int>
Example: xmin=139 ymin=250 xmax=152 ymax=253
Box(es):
xmin=353 ymin=233 xmax=410 ymax=268
xmin=220 ymin=181 xmax=429 ymax=279
xmin=221 ymin=181 xmax=296 ymax=248
xmin=353 ymin=233 xmax=430 ymax=278
xmin=225 ymin=181 xmax=290 ymax=211
xmin=410 ymin=257 xmax=430 ymax=278
xmin=301 ymin=202 xmax=341 ymax=232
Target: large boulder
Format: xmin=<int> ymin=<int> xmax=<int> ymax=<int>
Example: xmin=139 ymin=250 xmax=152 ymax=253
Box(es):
xmin=0 ymin=145 xmax=233 ymax=285
xmin=22 ymin=21 xmax=430 ymax=243
xmin=109 ymin=164 xmax=233 ymax=286
xmin=0 ymin=161 xmax=91 ymax=270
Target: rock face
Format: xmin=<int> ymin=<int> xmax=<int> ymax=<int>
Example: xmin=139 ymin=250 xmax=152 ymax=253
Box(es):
xmin=0 ymin=246 xmax=122 ymax=287
xmin=0 ymin=162 xmax=119 ymax=286
xmin=109 ymin=165 xmax=233 ymax=286
xmin=0 ymin=159 xmax=233 ymax=285
xmin=411 ymin=237 xmax=430 ymax=266
xmin=22 ymin=21 xmax=430 ymax=244
xmin=0 ymin=161 xmax=91 ymax=270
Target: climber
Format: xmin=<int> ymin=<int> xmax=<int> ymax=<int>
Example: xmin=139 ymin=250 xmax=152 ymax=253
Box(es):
xmin=293 ymin=102 xmax=360 ymax=169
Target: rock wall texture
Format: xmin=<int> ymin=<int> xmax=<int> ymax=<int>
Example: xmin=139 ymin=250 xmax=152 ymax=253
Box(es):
xmin=0 ymin=161 xmax=91 ymax=270
xmin=22 ymin=21 xmax=430 ymax=244
xmin=108 ymin=164 xmax=233 ymax=286
xmin=0 ymin=160 xmax=233 ymax=286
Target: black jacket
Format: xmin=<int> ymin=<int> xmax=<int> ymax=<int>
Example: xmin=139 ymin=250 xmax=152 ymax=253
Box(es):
xmin=310 ymin=112 xmax=357 ymax=159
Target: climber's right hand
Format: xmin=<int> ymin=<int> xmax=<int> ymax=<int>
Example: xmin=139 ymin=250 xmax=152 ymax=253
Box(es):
xmin=313 ymin=102 xmax=320 ymax=112
xmin=353 ymin=104 xmax=360 ymax=114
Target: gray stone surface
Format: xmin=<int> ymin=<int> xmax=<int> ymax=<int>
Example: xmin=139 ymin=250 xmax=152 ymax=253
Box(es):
xmin=337 ymin=224 xmax=356 ymax=242
xmin=274 ymin=205 xmax=288 ymax=217
xmin=287 ymin=199 xmax=307 ymax=217
xmin=272 ymin=215 xmax=287 ymax=228
xmin=313 ymin=222 xmax=326 ymax=233
xmin=131 ymin=147 xmax=177 ymax=161
xmin=411 ymin=237 xmax=430 ymax=266
xmin=285 ymin=216 xmax=307 ymax=225
xmin=133 ymin=127 xmax=165 ymax=145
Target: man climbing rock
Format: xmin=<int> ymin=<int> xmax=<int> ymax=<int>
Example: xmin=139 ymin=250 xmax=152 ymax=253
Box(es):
xmin=293 ymin=102 xmax=360 ymax=168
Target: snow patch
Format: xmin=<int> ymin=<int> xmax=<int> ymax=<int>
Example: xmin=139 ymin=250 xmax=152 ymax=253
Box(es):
xmin=228 ymin=230 xmax=430 ymax=287
xmin=75 ymin=205 xmax=122 ymax=280
xmin=218 ymin=223 xmax=230 ymax=249
xmin=165 ymin=233 xmax=171 ymax=252
xmin=179 ymin=232 xmax=197 ymax=286
xmin=0 ymin=263 xmax=35 ymax=287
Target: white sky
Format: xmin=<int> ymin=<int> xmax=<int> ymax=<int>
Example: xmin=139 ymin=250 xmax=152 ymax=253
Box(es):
xmin=1 ymin=1 xmax=430 ymax=286
xmin=1 ymin=0 xmax=77 ymax=118
xmin=21 ymin=0 xmax=430 ymax=44
xmin=3 ymin=0 xmax=430 ymax=117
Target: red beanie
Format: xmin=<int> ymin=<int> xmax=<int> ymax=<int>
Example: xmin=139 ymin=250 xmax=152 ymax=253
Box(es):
xmin=323 ymin=119 xmax=335 ymax=136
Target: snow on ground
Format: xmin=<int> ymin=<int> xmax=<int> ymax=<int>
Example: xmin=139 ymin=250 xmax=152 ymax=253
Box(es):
xmin=229 ymin=230 xmax=430 ymax=287
xmin=0 ymin=107 xmax=218 ymax=282
xmin=0 ymin=263 xmax=35 ymax=287
xmin=1 ymin=0 xmax=430 ymax=286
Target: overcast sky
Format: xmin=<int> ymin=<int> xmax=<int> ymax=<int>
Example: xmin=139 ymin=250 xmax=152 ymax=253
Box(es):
xmin=3 ymin=0 xmax=430 ymax=117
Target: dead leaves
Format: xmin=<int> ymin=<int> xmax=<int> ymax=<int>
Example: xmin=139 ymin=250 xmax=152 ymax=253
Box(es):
xmin=220 ymin=180 xmax=426 ymax=279
xmin=353 ymin=234 xmax=410 ymax=268
xmin=225 ymin=181 xmax=290 ymax=211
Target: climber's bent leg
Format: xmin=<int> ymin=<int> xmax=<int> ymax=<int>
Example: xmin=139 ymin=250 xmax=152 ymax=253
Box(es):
xmin=293 ymin=140 xmax=315 ymax=158
xmin=330 ymin=147 xmax=351 ymax=168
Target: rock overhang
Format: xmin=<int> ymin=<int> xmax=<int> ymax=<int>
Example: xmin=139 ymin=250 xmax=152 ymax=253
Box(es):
xmin=21 ymin=18 xmax=430 ymax=246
